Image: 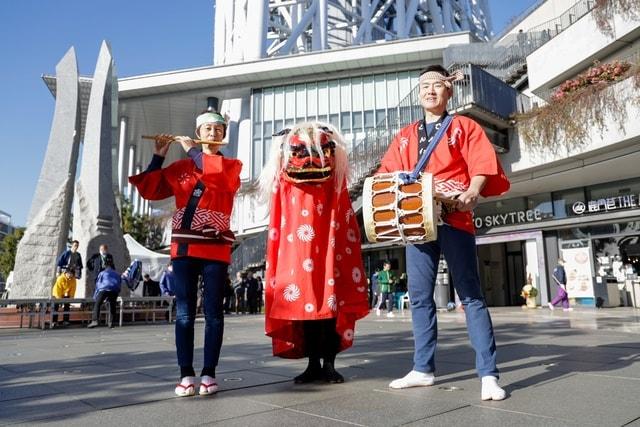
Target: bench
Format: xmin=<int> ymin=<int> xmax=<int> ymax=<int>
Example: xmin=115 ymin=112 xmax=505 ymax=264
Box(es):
xmin=118 ymin=296 xmax=174 ymax=327
xmin=1 ymin=296 xmax=174 ymax=329
xmin=46 ymin=298 xmax=114 ymax=329
xmin=0 ymin=298 xmax=50 ymax=329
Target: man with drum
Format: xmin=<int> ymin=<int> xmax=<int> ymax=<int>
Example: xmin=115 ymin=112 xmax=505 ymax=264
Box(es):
xmin=377 ymin=65 xmax=510 ymax=401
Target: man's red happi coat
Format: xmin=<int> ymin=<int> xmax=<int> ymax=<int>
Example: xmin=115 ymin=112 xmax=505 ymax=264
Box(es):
xmin=265 ymin=176 xmax=369 ymax=359
xmin=378 ymin=115 xmax=510 ymax=234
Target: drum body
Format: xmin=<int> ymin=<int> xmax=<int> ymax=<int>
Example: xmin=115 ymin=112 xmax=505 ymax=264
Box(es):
xmin=362 ymin=172 xmax=437 ymax=244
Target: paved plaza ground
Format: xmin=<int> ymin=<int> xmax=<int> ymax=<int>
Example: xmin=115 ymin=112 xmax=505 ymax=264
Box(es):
xmin=1 ymin=307 xmax=640 ymax=426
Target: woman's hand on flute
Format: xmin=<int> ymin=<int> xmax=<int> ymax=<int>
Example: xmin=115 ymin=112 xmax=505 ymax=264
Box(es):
xmin=174 ymin=136 xmax=198 ymax=153
xmin=154 ymin=134 xmax=173 ymax=157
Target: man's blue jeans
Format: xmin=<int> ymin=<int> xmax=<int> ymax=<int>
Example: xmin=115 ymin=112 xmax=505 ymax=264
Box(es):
xmin=406 ymin=224 xmax=499 ymax=378
xmin=172 ymin=257 xmax=227 ymax=372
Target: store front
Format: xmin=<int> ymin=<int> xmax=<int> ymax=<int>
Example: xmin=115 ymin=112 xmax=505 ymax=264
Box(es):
xmin=475 ymin=231 xmax=546 ymax=307
xmin=475 ymin=177 xmax=640 ymax=307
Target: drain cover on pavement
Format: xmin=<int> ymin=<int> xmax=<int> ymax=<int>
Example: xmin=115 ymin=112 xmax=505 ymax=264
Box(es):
xmin=438 ymin=386 xmax=463 ymax=391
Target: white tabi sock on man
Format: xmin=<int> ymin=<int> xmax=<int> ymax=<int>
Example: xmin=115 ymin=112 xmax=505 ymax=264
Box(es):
xmin=481 ymin=375 xmax=506 ymax=401
xmin=389 ymin=370 xmax=435 ymax=389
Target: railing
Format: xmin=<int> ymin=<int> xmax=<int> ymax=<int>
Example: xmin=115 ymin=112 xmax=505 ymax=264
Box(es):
xmin=444 ymin=0 xmax=597 ymax=82
xmin=231 ymin=232 xmax=268 ymax=273
xmin=347 ymin=64 xmax=518 ymax=193
xmin=0 ymin=296 xmax=174 ymax=329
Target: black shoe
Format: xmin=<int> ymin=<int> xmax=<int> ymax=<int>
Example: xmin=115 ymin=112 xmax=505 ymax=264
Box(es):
xmin=323 ymin=362 xmax=344 ymax=383
xmin=87 ymin=321 xmax=99 ymax=329
xmin=294 ymin=361 xmax=322 ymax=384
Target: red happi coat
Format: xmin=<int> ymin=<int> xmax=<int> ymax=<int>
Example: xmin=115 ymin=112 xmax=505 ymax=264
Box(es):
xmin=265 ymin=175 xmax=369 ymax=359
xmin=378 ymin=115 xmax=510 ymax=234
xmin=129 ymin=154 xmax=242 ymax=263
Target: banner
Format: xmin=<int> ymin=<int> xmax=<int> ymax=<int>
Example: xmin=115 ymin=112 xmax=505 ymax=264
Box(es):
xmin=562 ymin=246 xmax=594 ymax=298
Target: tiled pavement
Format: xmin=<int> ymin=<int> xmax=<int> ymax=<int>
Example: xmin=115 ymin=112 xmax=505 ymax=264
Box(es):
xmin=1 ymin=307 xmax=640 ymax=426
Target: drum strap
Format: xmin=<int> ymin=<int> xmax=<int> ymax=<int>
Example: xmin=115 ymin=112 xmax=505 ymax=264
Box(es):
xmin=399 ymin=113 xmax=454 ymax=184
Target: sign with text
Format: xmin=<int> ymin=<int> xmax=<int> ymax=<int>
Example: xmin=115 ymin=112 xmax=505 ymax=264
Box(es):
xmin=474 ymin=209 xmax=544 ymax=229
xmin=572 ymin=195 xmax=638 ymax=215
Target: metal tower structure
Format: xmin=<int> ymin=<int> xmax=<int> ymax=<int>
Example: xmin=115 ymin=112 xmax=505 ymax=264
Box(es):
xmin=213 ymin=0 xmax=492 ymax=65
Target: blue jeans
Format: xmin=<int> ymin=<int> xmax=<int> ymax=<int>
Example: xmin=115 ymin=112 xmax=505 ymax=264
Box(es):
xmin=172 ymin=257 xmax=227 ymax=372
xmin=406 ymin=225 xmax=498 ymax=378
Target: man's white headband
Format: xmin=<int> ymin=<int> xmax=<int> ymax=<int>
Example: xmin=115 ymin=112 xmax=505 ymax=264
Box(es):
xmin=420 ymin=69 xmax=464 ymax=88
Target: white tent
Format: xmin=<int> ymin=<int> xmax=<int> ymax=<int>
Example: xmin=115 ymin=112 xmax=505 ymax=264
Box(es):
xmin=124 ymin=234 xmax=170 ymax=287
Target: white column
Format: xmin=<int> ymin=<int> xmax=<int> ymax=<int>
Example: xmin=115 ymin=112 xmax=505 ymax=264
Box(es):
xmin=396 ymin=0 xmax=406 ymax=38
xmin=133 ymin=165 xmax=142 ymax=215
xmin=245 ymin=0 xmax=268 ymax=60
xmin=127 ymin=145 xmax=135 ymax=200
xmin=428 ymin=0 xmax=444 ymax=34
xmin=117 ymin=116 xmax=128 ymax=194
xmin=318 ymin=0 xmax=328 ymax=50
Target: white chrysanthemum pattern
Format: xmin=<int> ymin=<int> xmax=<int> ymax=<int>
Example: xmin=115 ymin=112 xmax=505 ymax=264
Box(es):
xmin=316 ymin=203 xmax=324 ymax=215
xmin=330 ymin=237 xmax=335 ymax=248
xmin=301 ymin=209 xmax=309 ymax=217
xmin=347 ymin=228 xmax=357 ymax=243
xmin=345 ymin=247 xmax=352 ymax=255
xmin=352 ymin=267 xmax=362 ymax=283
xmin=327 ymin=278 xmax=335 ymax=286
xmin=287 ymin=234 xmax=294 ymax=243
xmin=304 ymin=303 xmax=314 ymax=313
xmin=302 ymin=259 xmax=314 ymax=272
xmin=269 ymin=228 xmax=279 ymax=241
xmin=343 ymin=329 xmax=354 ymax=341
xmin=283 ymin=284 xmax=301 ymax=302
xmin=296 ymin=224 xmax=315 ymax=242
xmin=327 ymin=295 xmax=337 ymax=311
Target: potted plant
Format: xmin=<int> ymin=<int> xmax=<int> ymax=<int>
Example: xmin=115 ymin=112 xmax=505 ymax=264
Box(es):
xmin=520 ymin=283 xmax=538 ymax=308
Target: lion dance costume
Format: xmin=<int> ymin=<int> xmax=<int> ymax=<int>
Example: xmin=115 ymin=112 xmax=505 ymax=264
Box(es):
xmin=259 ymin=122 xmax=369 ymax=383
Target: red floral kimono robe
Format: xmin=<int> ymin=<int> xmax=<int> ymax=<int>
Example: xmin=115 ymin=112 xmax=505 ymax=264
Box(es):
xmin=265 ymin=176 xmax=369 ymax=359
xmin=378 ymin=115 xmax=510 ymax=234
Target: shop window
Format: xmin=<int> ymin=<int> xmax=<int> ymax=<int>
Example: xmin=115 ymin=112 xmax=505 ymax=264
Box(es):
xmin=525 ymin=193 xmax=553 ymax=220
xmin=587 ymin=177 xmax=640 ymax=200
xmin=552 ymin=188 xmax=586 ymax=219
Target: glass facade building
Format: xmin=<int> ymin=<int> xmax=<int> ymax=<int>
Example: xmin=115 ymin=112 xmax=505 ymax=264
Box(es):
xmin=250 ymin=70 xmax=420 ymax=178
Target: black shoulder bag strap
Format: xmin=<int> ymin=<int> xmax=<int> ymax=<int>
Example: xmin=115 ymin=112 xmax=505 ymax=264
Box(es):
xmin=177 ymin=180 xmax=206 ymax=256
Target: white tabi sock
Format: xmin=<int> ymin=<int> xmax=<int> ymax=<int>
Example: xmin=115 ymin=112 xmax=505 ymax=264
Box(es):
xmin=481 ymin=375 xmax=506 ymax=401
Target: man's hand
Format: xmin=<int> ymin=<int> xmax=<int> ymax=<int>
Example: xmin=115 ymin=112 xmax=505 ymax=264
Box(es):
xmin=456 ymin=188 xmax=480 ymax=212
xmin=456 ymin=175 xmax=487 ymax=212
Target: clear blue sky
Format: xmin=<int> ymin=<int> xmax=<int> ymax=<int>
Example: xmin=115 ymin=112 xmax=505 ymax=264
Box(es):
xmin=0 ymin=0 xmax=537 ymax=227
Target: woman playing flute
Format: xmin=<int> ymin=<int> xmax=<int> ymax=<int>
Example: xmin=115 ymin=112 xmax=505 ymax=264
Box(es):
xmin=129 ymin=108 xmax=242 ymax=397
